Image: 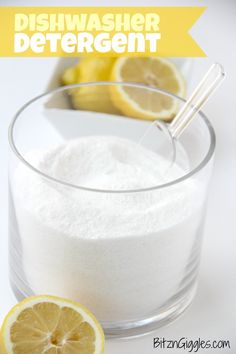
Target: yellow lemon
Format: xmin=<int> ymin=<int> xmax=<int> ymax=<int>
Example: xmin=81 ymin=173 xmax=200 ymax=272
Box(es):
xmin=62 ymin=58 xmax=120 ymax=114
xmin=110 ymin=57 xmax=186 ymax=121
xmin=61 ymin=65 xmax=79 ymax=86
xmin=0 ymin=295 xmax=105 ymax=354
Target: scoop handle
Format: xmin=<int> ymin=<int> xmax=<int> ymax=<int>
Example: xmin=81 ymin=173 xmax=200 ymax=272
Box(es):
xmin=169 ymin=63 xmax=225 ymax=139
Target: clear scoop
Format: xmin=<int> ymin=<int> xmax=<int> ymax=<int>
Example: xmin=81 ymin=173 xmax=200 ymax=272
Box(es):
xmin=140 ymin=63 xmax=225 ymax=170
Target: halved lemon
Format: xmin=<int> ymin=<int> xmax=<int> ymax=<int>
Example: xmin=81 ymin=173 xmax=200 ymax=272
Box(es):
xmin=0 ymin=295 xmax=105 ymax=354
xmin=110 ymin=57 xmax=186 ymax=121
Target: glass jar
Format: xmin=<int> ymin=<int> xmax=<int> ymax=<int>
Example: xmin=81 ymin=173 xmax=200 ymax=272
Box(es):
xmin=8 ymin=83 xmax=215 ymax=338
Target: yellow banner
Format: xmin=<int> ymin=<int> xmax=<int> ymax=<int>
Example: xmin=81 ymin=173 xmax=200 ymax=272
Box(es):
xmin=0 ymin=7 xmax=206 ymax=57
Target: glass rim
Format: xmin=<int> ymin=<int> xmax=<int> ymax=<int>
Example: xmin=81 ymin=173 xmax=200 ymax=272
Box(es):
xmin=8 ymin=81 xmax=216 ymax=194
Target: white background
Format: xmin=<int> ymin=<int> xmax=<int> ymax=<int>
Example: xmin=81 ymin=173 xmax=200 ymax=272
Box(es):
xmin=0 ymin=0 xmax=235 ymax=353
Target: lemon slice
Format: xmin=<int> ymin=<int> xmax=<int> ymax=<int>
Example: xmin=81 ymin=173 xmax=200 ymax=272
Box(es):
xmin=0 ymin=295 xmax=105 ymax=354
xmin=110 ymin=57 xmax=186 ymax=121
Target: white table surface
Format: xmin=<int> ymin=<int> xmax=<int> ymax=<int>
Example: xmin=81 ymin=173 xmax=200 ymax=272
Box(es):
xmin=0 ymin=0 xmax=235 ymax=353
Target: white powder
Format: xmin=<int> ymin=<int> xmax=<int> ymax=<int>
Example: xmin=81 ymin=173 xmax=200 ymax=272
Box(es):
xmin=12 ymin=136 xmax=204 ymax=322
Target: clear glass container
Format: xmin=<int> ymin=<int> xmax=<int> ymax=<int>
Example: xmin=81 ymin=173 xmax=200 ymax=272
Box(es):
xmin=8 ymin=83 xmax=215 ymax=338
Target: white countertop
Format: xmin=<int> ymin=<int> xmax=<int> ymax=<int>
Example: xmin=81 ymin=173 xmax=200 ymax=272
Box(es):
xmin=0 ymin=0 xmax=235 ymax=353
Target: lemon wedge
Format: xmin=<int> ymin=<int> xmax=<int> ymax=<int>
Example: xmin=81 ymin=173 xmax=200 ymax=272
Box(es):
xmin=110 ymin=57 xmax=186 ymax=121
xmin=0 ymin=295 xmax=105 ymax=354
